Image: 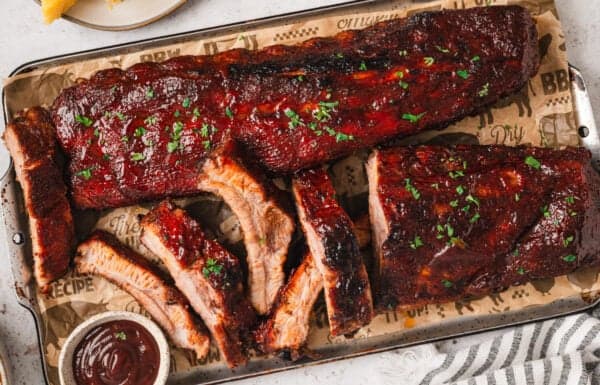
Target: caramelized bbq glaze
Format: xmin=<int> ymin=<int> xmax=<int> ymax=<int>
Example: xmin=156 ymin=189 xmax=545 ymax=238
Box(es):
xmin=367 ymin=145 xmax=600 ymax=310
xmin=50 ymin=6 xmax=538 ymax=209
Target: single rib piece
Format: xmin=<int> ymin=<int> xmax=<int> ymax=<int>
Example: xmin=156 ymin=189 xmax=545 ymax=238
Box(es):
xmin=197 ymin=148 xmax=295 ymax=315
xmin=75 ymin=230 xmax=210 ymax=359
xmin=140 ymin=200 xmax=256 ymax=367
xmin=3 ymin=107 xmax=74 ymax=288
xmin=51 ymin=6 xmax=538 ymax=208
xmin=293 ymin=168 xmax=373 ymax=336
xmin=255 ymin=253 xmax=323 ymax=353
xmin=366 ymin=145 xmax=600 ymax=310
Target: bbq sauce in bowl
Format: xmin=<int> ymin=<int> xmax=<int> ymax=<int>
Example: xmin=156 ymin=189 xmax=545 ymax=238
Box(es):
xmin=72 ymin=320 xmax=159 ymax=385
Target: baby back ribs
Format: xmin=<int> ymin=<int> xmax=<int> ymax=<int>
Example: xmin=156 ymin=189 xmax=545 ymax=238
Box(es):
xmin=366 ymin=145 xmax=600 ymax=310
xmin=293 ymin=168 xmax=373 ymax=336
xmin=76 ymin=230 xmax=211 ymax=359
xmin=140 ymin=200 xmax=256 ymax=367
xmin=51 ymin=6 xmax=538 ymax=209
xmin=3 ymin=107 xmax=74 ymax=288
xmin=255 ymin=253 xmax=323 ymax=353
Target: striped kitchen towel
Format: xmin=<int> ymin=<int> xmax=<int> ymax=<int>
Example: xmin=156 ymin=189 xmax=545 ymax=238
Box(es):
xmin=375 ymin=311 xmax=600 ymax=385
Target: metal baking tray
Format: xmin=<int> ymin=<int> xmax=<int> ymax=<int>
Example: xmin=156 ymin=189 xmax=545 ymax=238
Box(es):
xmin=1 ymin=1 xmax=599 ymax=384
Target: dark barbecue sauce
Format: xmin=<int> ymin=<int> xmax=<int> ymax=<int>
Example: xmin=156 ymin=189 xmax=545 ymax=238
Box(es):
xmin=73 ymin=320 xmax=160 ymax=385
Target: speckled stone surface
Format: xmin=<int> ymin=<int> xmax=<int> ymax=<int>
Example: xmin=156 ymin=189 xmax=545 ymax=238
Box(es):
xmin=0 ymin=1 xmax=597 ymax=384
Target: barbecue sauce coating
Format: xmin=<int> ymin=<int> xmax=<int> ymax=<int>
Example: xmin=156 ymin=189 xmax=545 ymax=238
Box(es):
xmin=73 ymin=320 xmax=159 ymax=385
xmin=50 ymin=6 xmax=539 ymax=209
xmin=368 ymin=146 xmax=600 ymax=310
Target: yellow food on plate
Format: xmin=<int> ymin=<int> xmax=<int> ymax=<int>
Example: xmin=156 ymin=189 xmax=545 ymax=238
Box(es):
xmin=41 ymin=0 xmax=122 ymax=24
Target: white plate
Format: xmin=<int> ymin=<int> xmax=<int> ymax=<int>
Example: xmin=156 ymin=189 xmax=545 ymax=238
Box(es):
xmin=34 ymin=0 xmax=187 ymax=31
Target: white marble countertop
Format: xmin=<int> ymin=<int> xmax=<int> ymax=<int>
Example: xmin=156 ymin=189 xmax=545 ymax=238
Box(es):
xmin=0 ymin=1 xmax=598 ymax=384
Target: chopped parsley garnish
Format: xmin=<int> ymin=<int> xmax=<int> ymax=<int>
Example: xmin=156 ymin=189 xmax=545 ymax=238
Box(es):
xmin=423 ymin=57 xmax=435 ymax=66
xmin=431 ymin=183 xmax=440 ymax=190
xmin=335 ymin=132 xmax=354 ymax=142
xmin=114 ymin=331 xmax=127 ymax=341
xmin=103 ymin=154 xmax=110 ymax=160
xmin=402 ymin=112 xmax=426 ymax=123
xmin=469 ymin=212 xmax=481 ymax=224
xmin=471 ymin=55 xmax=481 ymax=62
xmin=335 ymin=52 xmax=344 ymax=59
xmin=285 ymin=108 xmax=304 ymax=129
xmin=399 ymin=81 xmax=409 ymax=90
xmin=145 ymin=87 xmax=154 ymax=99
xmin=456 ymin=185 xmax=465 ymax=195
xmin=442 ymin=279 xmax=453 ymax=288
xmin=540 ymin=205 xmax=550 ymax=218
xmin=461 ymin=205 xmax=471 ymax=213
xmin=297 ymin=75 xmax=304 ymax=82
xmin=167 ymin=121 xmax=184 ymax=153
xmin=437 ymin=223 xmax=455 ymax=241
xmin=174 ymin=110 xmax=181 ymax=118
xmin=525 ymin=155 xmax=541 ymax=170
xmin=182 ymin=97 xmax=191 ymax=108
xmin=563 ymin=254 xmax=577 ymax=263
xmin=193 ymin=107 xmax=201 ymax=118
xmin=517 ymin=267 xmax=526 ymax=275
xmin=465 ymin=194 xmax=480 ymax=207
xmin=565 ymin=196 xmax=576 ymax=204
xmin=115 ymin=112 xmax=126 ymax=121
xmin=225 ymin=106 xmax=234 ymax=119
xmin=410 ymin=235 xmax=424 ymax=250
xmin=203 ymin=140 xmax=211 ymax=150
xmin=359 ymin=61 xmax=368 ymax=71
xmin=313 ymin=101 xmax=339 ymax=122
xmin=563 ymin=235 xmax=574 ymax=247
xmin=515 ymin=193 xmax=521 ymax=202
xmin=404 ymin=178 xmax=421 ymax=200
xmin=435 ymin=45 xmax=450 ymax=53
xmin=203 ymin=258 xmax=224 ymax=278
xmin=93 ymin=128 xmax=99 ymax=137
xmin=478 ymin=83 xmax=490 ymax=97
xmin=144 ymin=116 xmax=157 ymax=125
xmin=395 ymin=71 xmax=404 ymax=79
xmin=134 ymin=127 xmax=146 ymax=137
xmin=130 ymin=152 xmax=145 ymax=162
xmin=76 ymin=168 xmax=93 ymax=180
xmin=167 ymin=142 xmax=179 ymax=153
xmin=512 ymin=248 xmax=520 ymax=257
xmin=121 ymin=135 xmax=129 ymax=143
xmin=75 ymin=115 xmax=93 ymax=127
xmin=449 ymin=170 xmax=465 ymax=179
xmin=399 ymin=50 xmax=408 ymax=56
xmin=449 ymin=200 xmax=459 ymax=208
xmin=456 ymin=69 xmax=470 ymax=80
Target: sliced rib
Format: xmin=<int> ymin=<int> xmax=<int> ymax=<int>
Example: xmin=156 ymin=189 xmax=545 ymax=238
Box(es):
xmin=367 ymin=145 xmax=600 ymax=310
xmin=255 ymin=252 xmax=323 ymax=353
xmin=197 ymin=148 xmax=295 ymax=315
xmin=140 ymin=200 xmax=256 ymax=367
xmin=3 ymin=107 xmax=74 ymax=288
xmin=292 ymin=168 xmax=373 ymax=336
xmin=75 ymin=230 xmax=210 ymax=359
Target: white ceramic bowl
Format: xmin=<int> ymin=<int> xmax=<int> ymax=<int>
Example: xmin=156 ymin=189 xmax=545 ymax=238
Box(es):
xmin=58 ymin=311 xmax=170 ymax=385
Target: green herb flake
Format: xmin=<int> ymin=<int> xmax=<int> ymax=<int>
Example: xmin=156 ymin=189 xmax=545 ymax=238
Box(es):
xmin=442 ymin=279 xmax=453 ymax=288
xmin=540 ymin=205 xmax=550 ymax=218
xmin=525 ymin=155 xmax=542 ymax=170
xmin=225 ymin=106 xmax=234 ymax=119
xmin=203 ymin=140 xmax=211 ymax=150
xmin=359 ymin=61 xmax=368 ymax=71
xmin=469 ymin=212 xmax=481 ymax=224
xmin=462 ymin=205 xmax=471 ymax=213
xmin=423 ymin=57 xmax=435 ymax=66
xmin=114 ymin=331 xmax=127 ymax=341
xmin=167 ymin=141 xmax=179 ymax=153
xmin=517 ymin=267 xmax=526 ymax=275
xmin=399 ymin=80 xmax=409 ymax=90
xmin=402 ymin=112 xmax=426 ymax=123
xmin=410 ymin=235 xmax=424 ymax=250
xmin=134 ymin=127 xmax=146 ymax=137
xmin=404 ymin=178 xmax=421 ymax=200
xmin=174 ymin=110 xmax=181 ymax=118
xmin=478 ymin=83 xmax=490 ymax=97
xmin=565 ymin=196 xmax=576 ymax=204
xmin=202 ymin=258 xmax=224 ymax=278
xmin=131 ymin=152 xmax=145 ymax=162
xmin=144 ymin=116 xmax=157 ymax=125
xmin=115 ymin=112 xmax=126 ymax=121
xmin=398 ymin=50 xmax=408 ymax=56
xmin=436 ymin=45 xmax=450 ymax=53
xmin=449 ymin=200 xmax=459 ymax=208
xmin=515 ymin=193 xmax=521 ymax=202
xmin=76 ymin=168 xmax=93 ymax=180
xmin=145 ymin=87 xmax=154 ymax=99
xmin=313 ymin=101 xmax=339 ymax=122
xmin=563 ymin=235 xmax=574 ymax=247
xmin=285 ymin=108 xmax=304 ymax=129
xmin=182 ymin=97 xmax=191 ymax=109
xmin=93 ymin=128 xmax=100 ymax=137
xmin=512 ymin=248 xmax=520 ymax=257
xmin=193 ymin=107 xmax=201 ymax=118
xmin=296 ymin=75 xmax=304 ymax=82
xmin=449 ymin=170 xmax=465 ymax=179
xmin=563 ymin=254 xmax=577 ymax=263
xmin=431 ymin=183 xmax=440 ymax=190
xmin=456 ymin=69 xmax=470 ymax=80
xmin=103 ymin=154 xmax=110 ymax=161
xmin=335 ymin=53 xmax=344 ymax=59
xmin=471 ymin=55 xmax=481 ymax=62
xmin=335 ymin=132 xmax=354 ymax=142
xmin=121 ymin=135 xmax=129 ymax=143
xmin=456 ymin=185 xmax=465 ymax=195
xmin=75 ymin=115 xmax=93 ymax=127
xmin=465 ymin=194 xmax=480 ymax=207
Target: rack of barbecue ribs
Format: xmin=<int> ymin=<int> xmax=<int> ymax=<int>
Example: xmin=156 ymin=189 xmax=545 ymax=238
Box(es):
xmin=366 ymin=145 xmax=600 ymax=310
xmin=140 ymin=200 xmax=256 ymax=367
xmin=76 ymin=231 xmax=211 ymax=359
xmin=50 ymin=5 xmax=538 ymax=210
xmin=3 ymin=107 xmax=75 ymax=289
